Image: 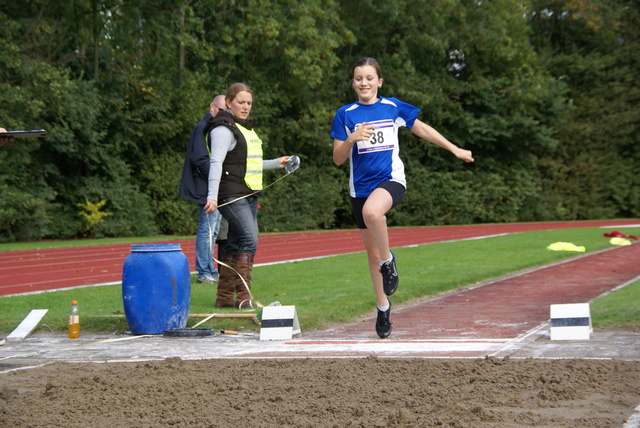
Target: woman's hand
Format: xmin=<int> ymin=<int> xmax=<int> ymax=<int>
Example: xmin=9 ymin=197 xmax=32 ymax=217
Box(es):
xmin=352 ymin=122 xmax=375 ymax=143
xmin=278 ymin=156 xmax=292 ymax=168
xmin=454 ymin=147 xmax=474 ymax=163
xmin=333 ymin=123 xmax=375 ymax=166
xmin=204 ymin=199 xmax=218 ymax=214
xmin=0 ymin=127 xmax=14 ymax=147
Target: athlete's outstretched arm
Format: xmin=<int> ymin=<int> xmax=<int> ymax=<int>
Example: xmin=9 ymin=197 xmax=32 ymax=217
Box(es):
xmin=411 ymin=119 xmax=474 ymax=163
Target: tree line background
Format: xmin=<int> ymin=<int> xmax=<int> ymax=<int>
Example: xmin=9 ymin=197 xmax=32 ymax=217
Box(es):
xmin=1 ymin=0 xmax=638 ymax=242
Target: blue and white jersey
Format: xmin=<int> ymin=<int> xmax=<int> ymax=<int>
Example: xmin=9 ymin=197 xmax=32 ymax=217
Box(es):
xmin=331 ymin=97 xmax=421 ymax=198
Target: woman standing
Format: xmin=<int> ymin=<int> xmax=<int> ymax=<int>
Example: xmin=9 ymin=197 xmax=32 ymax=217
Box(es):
xmin=205 ymin=82 xmax=291 ymax=309
xmin=331 ymin=57 xmax=474 ymax=338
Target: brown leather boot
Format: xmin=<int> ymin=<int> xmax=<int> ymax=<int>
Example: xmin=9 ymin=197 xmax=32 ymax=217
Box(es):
xmin=233 ymin=253 xmax=254 ymax=309
xmin=215 ymin=254 xmax=236 ymax=308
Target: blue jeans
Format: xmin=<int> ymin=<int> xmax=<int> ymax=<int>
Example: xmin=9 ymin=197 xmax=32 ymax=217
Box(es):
xmin=218 ymin=195 xmax=259 ymax=255
xmin=196 ymin=205 xmax=222 ymax=278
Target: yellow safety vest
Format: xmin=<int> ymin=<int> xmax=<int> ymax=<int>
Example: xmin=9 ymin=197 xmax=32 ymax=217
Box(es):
xmin=236 ymin=123 xmax=263 ymax=191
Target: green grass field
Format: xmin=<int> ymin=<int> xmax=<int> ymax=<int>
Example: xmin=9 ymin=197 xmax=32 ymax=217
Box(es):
xmin=1 ymin=226 xmax=638 ymax=335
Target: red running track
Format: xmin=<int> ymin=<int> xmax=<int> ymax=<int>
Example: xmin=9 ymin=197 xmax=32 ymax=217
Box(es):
xmin=1 ymin=220 xmax=638 ymax=296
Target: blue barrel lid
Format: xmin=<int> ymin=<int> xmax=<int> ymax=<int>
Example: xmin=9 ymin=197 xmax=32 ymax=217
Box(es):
xmin=130 ymin=244 xmax=182 ymax=252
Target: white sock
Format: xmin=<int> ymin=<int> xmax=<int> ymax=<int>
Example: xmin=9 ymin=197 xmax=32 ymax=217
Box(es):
xmin=377 ymin=302 xmax=390 ymax=312
xmin=379 ymin=255 xmax=393 ymax=266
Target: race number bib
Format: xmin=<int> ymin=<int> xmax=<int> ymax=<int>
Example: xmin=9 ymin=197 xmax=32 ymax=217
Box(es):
xmin=355 ymin=119 xmax=397 ymax=154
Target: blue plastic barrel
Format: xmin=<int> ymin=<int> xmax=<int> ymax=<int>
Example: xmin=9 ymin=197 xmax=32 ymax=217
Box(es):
xmin=122 ymin=244 xmax=191 ymax=334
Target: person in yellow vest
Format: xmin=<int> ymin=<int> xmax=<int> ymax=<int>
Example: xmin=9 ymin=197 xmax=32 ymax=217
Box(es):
xmin=204 ymin=82 xmax=292 ymax=308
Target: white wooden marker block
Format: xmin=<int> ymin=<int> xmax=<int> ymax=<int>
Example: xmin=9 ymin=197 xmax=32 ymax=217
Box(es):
xmin=549 ymin=303 xmax=592 ymax=341
xmin=7 ymin=309 xmax=49 ymax=341
xmin=260 ymin=305 xmax=301 ymax=341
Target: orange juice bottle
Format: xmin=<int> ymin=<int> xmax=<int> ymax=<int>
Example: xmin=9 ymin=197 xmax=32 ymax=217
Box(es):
xmin=68 ymin=300 xmax=80 ymax=339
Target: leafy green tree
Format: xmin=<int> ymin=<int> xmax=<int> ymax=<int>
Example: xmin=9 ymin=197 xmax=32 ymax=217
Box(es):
xmin=529 ymin=0 xmax=640 ymax=219
xmin=1 ymin=0 xmax=637 ymax=242
xmin=77 ymin=199 xmax=112 ymax=237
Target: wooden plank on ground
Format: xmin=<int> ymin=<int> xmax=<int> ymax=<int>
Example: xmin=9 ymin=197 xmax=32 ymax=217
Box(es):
xmin=6 ymin=309 xmax=49 ymax=341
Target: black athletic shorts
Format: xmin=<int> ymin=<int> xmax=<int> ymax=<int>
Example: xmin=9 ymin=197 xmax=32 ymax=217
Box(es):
xmin=351 ymin=181 xmax=406 ymax=229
